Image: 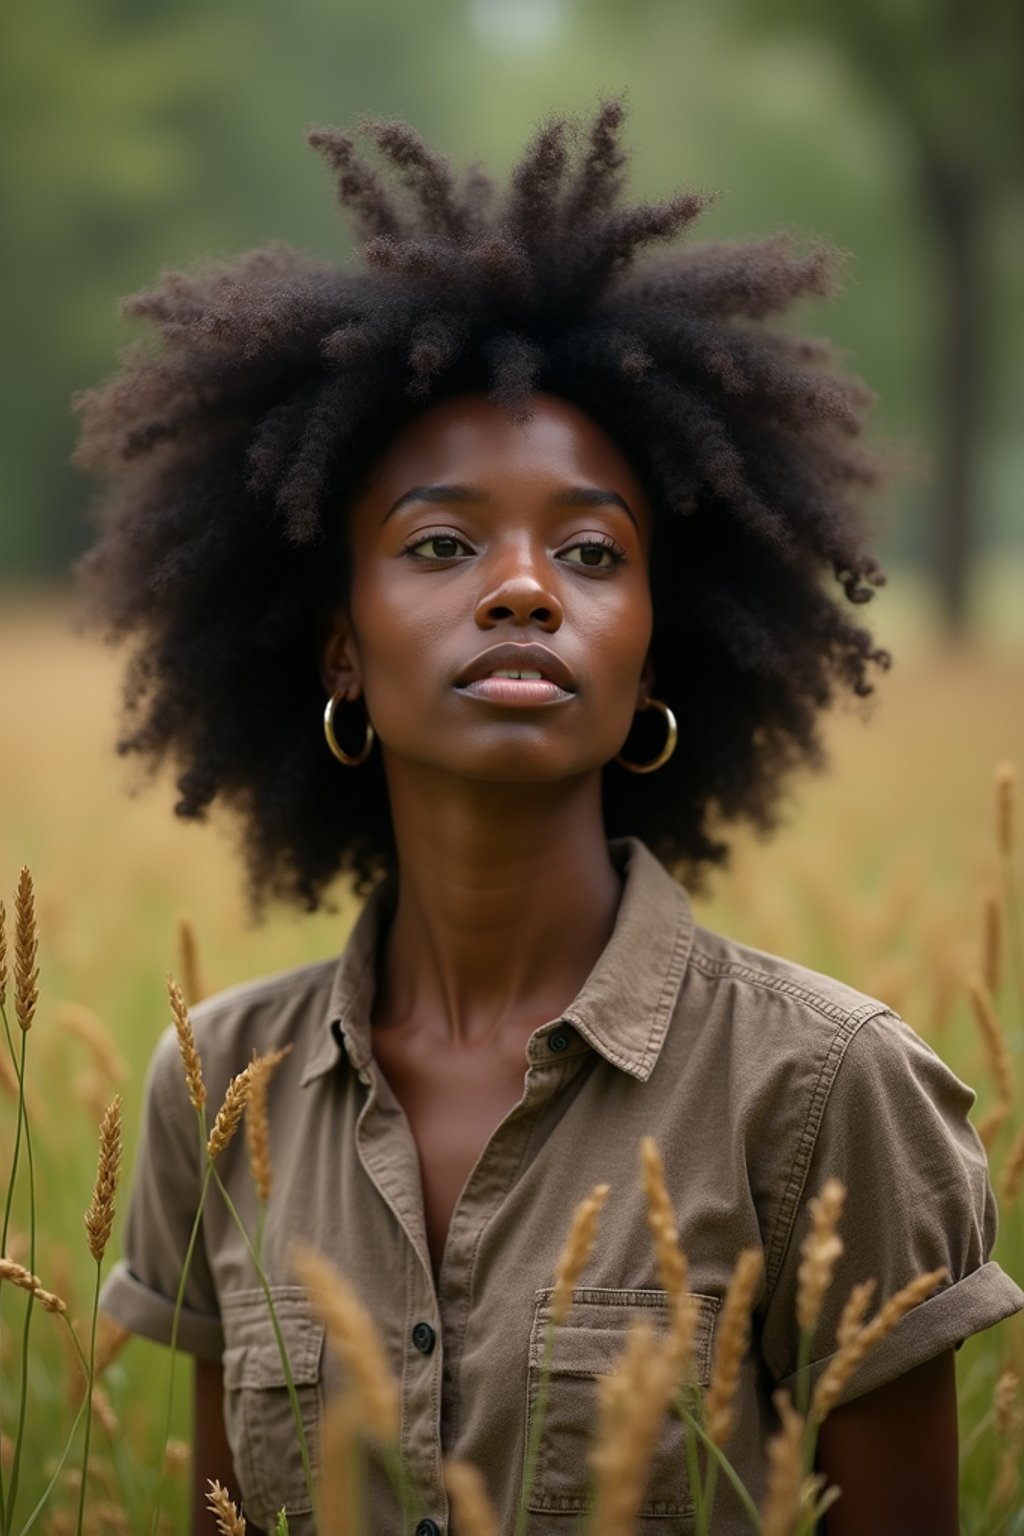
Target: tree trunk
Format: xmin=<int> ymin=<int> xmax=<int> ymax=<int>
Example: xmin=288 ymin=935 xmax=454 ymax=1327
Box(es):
xmin=918 ymin=153 xmax=985 ymax=636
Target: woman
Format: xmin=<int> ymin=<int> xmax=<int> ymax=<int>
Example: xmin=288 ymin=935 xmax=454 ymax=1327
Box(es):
xmin=78 ymin=105 xmax=1022 ymax=1534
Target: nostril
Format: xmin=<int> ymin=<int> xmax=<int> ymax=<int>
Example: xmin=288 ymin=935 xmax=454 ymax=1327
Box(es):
xmin=488 ymin=605 xmax=514 ymax=620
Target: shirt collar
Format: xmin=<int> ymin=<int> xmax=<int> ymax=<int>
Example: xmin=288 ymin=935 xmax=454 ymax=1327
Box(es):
xmin=301 ymin=836 xmax=693 ymax=1087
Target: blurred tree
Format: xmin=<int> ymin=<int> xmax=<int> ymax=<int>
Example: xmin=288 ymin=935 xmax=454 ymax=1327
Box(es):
xmin=732 ymin=0 xmax=1024 ymax=630
xmin=0 ymin=0 xmax=468 ymax=580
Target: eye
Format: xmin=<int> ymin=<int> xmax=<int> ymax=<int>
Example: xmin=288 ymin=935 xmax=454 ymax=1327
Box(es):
xmin=560 ymin=536 xmax=625 ymax=570
xmin=404 ymin=530 xmax=474 ymax=561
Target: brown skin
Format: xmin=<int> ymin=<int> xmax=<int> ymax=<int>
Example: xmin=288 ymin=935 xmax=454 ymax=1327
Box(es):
xmin=191 ymin=393 xmax=960 ymax=1531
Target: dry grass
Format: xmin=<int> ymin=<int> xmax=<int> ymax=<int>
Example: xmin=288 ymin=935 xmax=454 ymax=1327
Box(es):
xmin=551 ymin=1182 xmax=610 ymax=1324
xmin=245 ymin=1044 xmax=292 ymax=1204
xmin=588 ymin=1320 xmax=681 ymax=1536
xmin=795 ymin=1180 xmax=845 ymax=1336
xmin=206 ymin=1479 xmax=246 ymax=1535
xmin=83 ymin=1096 xmax=122 ymax=1264
xmin=291 ymin=1242 xmax=399 ymax=1443
xmin=14 ymin=865 xmax=39 ymax=1032
xmin=810 ymin=1267 xmax=949 ymax=1423
xmin=206 ymin=1065 xmax=255 ymax=1160
xmin=168 ymin=973 xmax=206 ymax=1113
xmin=705 ymin=1247 xmax=763 ymax=1447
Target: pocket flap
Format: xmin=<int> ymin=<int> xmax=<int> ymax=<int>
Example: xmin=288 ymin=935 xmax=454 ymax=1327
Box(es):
xmin=221 ymin=1286 xmax=324 ymax=1390
xmin=530 ymin=1286 xmax=719 ymax=1383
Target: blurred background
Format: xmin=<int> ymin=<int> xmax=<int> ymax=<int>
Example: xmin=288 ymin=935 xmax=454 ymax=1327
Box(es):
xmin=0 ymin=6 xmax=1022 ymax=1521
xmin=1 ymin=0 xmax=1022 ymax=631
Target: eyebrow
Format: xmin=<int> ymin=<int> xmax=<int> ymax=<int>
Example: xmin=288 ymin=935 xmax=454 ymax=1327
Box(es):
xmin=382 ymin=483 xmax=638 ymax=529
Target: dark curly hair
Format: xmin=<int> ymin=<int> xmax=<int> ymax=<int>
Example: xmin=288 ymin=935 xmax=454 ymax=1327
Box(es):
xmin=73 ymin=100 xmax=891 ymax=915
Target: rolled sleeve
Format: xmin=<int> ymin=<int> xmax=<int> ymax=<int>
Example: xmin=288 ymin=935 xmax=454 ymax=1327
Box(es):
xmin=762 ymin=1009 xmax=1024 ymax=1407
xmin=100 ymin=1260 xmax=224 ymax=1360
xmin=98 ymin=1025 xmax=223 ymax=1360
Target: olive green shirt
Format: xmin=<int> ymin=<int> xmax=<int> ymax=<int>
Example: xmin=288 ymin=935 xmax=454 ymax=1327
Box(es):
xmin=100 ymin=838 xmax=1024 ymax=1533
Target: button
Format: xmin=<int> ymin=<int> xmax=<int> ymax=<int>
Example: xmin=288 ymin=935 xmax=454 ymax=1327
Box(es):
xmin=415 ymin=1521 xmax=442 ymax=1536
xmin=549 ymin=1030 xmax=570 ymax=1053
xmin=411 ymin=1321 xmax=436 ymax=1355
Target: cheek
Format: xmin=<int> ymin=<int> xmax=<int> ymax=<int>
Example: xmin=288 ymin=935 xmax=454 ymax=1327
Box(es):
xmin=349 ymin=572 xmax=447 ymax=699
xmin=592 ymin=583 xmax=653 ymax=688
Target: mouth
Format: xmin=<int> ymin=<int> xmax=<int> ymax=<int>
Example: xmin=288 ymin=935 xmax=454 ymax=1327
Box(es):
xmin=454 ymin=643 xmax=577 ymax=705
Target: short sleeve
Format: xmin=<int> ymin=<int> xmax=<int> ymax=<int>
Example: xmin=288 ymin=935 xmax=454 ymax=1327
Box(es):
xmin=761 ymin=1009 xmax=1024 ymax=1407
xmin=99 ymin=1025 xmax=225 ymax=1361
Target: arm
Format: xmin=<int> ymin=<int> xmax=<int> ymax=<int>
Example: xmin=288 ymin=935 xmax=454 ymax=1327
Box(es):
xmin=815 ymin=1349 xmax=960 ymax=1536
xmin=191 ymin=1357 xmax=239 ymax=1535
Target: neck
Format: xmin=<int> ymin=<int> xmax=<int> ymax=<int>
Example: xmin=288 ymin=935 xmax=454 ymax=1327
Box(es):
xmin=373 ymin=761 xmax=622 ymax=1046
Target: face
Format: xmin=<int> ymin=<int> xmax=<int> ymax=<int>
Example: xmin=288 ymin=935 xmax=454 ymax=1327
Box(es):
xmin=322 ymin=391 xmax=654 ymax=784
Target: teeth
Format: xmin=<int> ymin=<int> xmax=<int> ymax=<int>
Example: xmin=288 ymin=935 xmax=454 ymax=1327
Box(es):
xmin=489 ymin=668 xmax=545 ymax=680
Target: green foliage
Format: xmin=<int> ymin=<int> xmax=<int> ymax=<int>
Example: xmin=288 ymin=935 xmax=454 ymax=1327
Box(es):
xmin=3 ymin=0 xmax=1022 ymax=583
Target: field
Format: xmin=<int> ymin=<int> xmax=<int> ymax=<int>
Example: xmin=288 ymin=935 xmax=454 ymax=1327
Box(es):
xmin=1 ymin=587 xmax=1023 ymax=1532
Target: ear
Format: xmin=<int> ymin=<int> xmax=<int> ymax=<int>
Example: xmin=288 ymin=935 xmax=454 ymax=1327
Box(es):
xmin=636 ymin=650 xmax=655 ymax=708
xmin=320 ymin=609 xmax=363 ymax=700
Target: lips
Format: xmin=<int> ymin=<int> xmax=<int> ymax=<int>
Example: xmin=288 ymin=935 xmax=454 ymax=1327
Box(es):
xmin=454 ymin=643 xmax=578 ymax=693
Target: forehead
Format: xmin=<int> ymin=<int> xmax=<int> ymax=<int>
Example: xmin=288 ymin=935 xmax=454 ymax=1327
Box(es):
xmin=359 ymin=391 xmax=649 ymax=513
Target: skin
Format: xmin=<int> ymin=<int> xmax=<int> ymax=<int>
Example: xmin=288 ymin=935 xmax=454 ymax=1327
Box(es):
xmin=191 ymin=392 xmax=960 ymax=1533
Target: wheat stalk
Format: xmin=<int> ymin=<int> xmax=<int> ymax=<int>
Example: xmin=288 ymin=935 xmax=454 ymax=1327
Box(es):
xmin=93 ymin=1315 xmax=130 ymax=1376
xmin=641 ymin=1137 xmax=687 ymax=1304
xmin=795 ymin=1179 xmax=845 ymax=1335
xmin=832 ymin=1278 xmax=876 ymax=1351
xmin=980 ymin=886 xmax=1002 ymax=996
xmin=34 ymin=1286 xmax=66 ymax=1315
xmin=1001 ymin=1125 xmax=1024 ymax=1203
xmin=164 ymin=1440 xmax=190 ymax=1473
xmin=551 ymin=1183 xmax=609 ymax=1324
xmin=0 ymin=1258 xmax=68 ymax=1321
xmin=811 ymin=1267 xmax=948 ymax=1422
xmin=176 ymin=914 xmax=209 ymax=1007
xmin=967 ymin=975 xmax=1014 ymax=1144
xmin=993 ymin=1367 xmax=1020 ymax=1436
xmin=0 ymin=1257 xmax=41 ymax=1293
xmin=640 ymin=1137 xmax=695 ymax=1376
xmin=589 ymin=1321 xmax=679 ymax=1536
xmin=207 ymin=1065 xmax=256 ymax=1160
xmin=759 ymin=1389 xmax=806 ymax=1536
xmin=245 ymin=1045 xmax=292 ymax=1204
xmin=14 ymin=866 xmax=38 ymax=1031
xmin=705 ymin=1247 xmax=764 ymax=1447
xmin=292 ymin=1243 xmax=399 ymax=1442
xmin=84 ymin=1097 xmax=123 ymax=1263
xmin=167 ymin=973 xmax=206 ymax=1113
xmin=444 ymin=1459 xmax=500 ymax=1536
xmin=206 ymin=1479 xmax=246 ymax=1535
xmin=315 ymin=1395 xmax=359 ymax=1536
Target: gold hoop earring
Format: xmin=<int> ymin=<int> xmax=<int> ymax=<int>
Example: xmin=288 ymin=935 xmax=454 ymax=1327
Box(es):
xmin=323 ymin=692 xmax=375 ymax=767
xmin=615 ymin=697 xmax=678 ymax=775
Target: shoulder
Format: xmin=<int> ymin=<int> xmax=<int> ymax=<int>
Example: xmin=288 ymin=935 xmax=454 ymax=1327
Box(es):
xmin=676 ymin=921 xmax=897 ymax=1119
xmin=687 ymin=922 xmax=975 ymax=1114
xmin=674 ymin=925 xmax=981 ymax=1235
xmin=687 ymin=921 xmax=890 ymax=1037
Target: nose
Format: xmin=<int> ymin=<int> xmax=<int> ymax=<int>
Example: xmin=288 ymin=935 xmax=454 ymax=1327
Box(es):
xmin=473 ymin=556 xmax=563 ymax=633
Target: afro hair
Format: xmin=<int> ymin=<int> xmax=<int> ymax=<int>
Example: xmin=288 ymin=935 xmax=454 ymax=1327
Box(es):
xmin=73 ymin=100 xmax=890 ymax=914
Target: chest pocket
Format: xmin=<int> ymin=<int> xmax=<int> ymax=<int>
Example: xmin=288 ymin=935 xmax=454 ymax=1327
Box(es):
xmin=525 ymin=1287 xmax=719 ymax=1519
xmin=221 ymin=1287 xmax=324 ymax=1531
